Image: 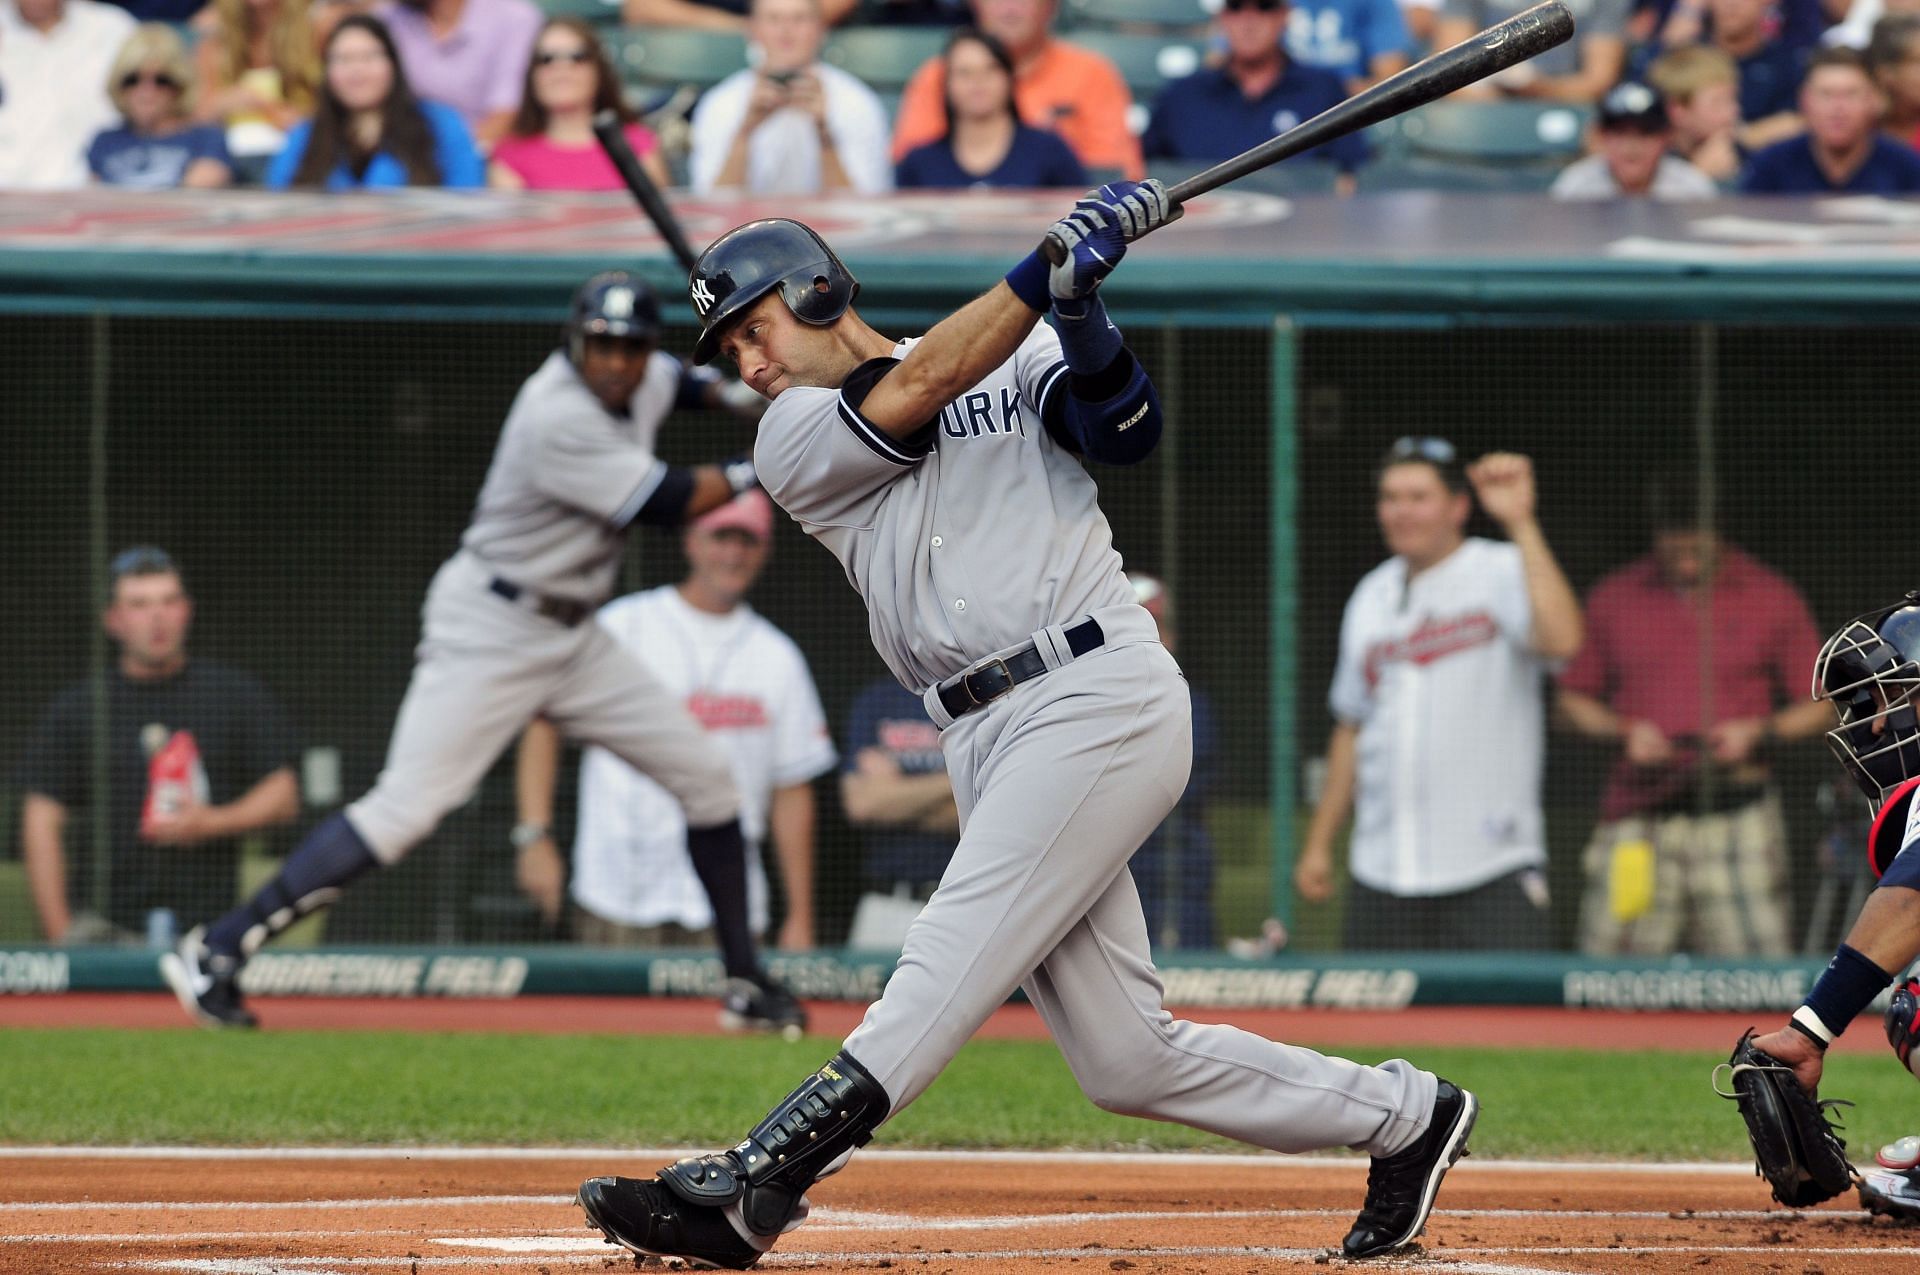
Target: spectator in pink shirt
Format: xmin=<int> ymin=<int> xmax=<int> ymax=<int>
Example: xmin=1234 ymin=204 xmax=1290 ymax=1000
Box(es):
xmin=1557 ymin=475 xmax=1835 ymax=958
xmin=378 ymin=0 xmax=541 ymax=148
xmin=490 ymin=17 xmax=670 ymax=190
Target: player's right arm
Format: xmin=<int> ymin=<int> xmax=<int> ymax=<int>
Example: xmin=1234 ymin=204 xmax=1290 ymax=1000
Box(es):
xmin=21 ymin=794 xmax=70 ymax=943
xmin=1296 ymin=723 xmax=1357 ymax=903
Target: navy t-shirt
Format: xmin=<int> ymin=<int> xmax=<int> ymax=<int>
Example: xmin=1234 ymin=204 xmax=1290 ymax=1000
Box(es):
xmin=12 ymin=660 xmax=298 ymax=932
xmin=88 ymin=124 xmax=232 ymax=189
xmin=1741 ymin=134 xmax=1920 ymax=193
xmin=1735 ymin=41 xmax=1806 ymax=121
xmin=896 ymin=124 xmax=1088 ymax=189
xmin=1143 ymin=63 xmax=1364 ymax=170
xmin=840 ymin=678 xmax=955 ymax=886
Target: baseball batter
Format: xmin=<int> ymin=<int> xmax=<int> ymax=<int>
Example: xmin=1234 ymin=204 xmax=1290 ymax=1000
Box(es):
xmin=577 ymin=193 xmax=1477 ymax=1268
xmin=161 ymin=272 xmax=796 ymax=1031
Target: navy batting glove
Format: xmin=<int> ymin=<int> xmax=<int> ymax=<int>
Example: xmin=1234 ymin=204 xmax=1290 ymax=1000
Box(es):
xmin=1080 ymin=179 xmax=1179 ymax=242
xmin=1046 ymin=204 xmax=1126 ymax=302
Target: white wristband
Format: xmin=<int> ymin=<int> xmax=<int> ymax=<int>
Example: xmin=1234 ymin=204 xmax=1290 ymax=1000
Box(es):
xmin=1792 ymin=1004 xmax=1836 ymax=1046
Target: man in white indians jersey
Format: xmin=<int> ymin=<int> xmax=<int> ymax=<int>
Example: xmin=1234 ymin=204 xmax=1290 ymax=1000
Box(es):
xmin=515 ymin=491 xmax=835 ymax=969
xmin=1295 ymin=436 xmax=1583 ymax=950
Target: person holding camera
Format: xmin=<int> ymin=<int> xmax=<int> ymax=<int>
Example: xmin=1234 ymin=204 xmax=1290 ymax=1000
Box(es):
xmin=687 ymin=0 xmax=891 ymax=194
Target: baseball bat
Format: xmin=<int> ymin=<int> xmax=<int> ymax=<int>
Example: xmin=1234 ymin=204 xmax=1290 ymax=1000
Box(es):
xmin=1040 ymin=0 xmax=1575 ymax=263
xmin=592 ymin=109 xmax=702 ymax=274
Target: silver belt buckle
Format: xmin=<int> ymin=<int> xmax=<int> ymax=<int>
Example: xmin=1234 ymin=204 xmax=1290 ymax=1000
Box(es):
xmin=966 ymin=657 xmax=1013 ymax=707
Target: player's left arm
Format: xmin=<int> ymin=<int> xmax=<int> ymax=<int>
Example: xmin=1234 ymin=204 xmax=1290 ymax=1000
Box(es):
xmin=860 ymin=181 xmax=1174 ymax=440
xmin=1466 ymin=452 xmax=1583 ymax=661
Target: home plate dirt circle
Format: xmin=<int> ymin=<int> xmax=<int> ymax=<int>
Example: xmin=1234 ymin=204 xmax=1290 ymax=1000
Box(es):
xmin=5 ymin=1148 xmax=1920 ymax=1274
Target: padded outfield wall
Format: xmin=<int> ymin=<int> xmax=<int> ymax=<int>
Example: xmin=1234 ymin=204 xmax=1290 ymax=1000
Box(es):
xmin=2 ymin=187 xmax=1917 ymax=1007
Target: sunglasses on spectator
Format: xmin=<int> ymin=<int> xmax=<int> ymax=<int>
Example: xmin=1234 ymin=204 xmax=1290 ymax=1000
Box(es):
xmin=534 ymin=48 xmax=594 ymax=66
xmin=1222 ymin=0 xmax=1284 ymax=13
xmin=120 ymin=70 xmax=182 ymax=90
xmin=1385 ymin=436 xmax=1458 ymax=465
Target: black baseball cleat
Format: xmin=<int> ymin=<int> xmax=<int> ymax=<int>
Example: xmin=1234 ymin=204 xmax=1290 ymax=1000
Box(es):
xmin=577 ymin=1174 xmax=764 ymax=1270
xmin=719 ymin=977 xmax=807 ymax=1040
xmin=158 ymin=926 xmax=257 ymax=1029
xmin=1341 ymin=1078 xmax=1478 ymax=1259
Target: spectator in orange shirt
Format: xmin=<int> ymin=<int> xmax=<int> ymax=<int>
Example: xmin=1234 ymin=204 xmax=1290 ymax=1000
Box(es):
xmin=891 ymin=0 xmax=1144 ymax=179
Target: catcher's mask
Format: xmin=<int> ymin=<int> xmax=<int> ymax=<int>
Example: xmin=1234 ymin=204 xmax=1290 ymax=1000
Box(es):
xmin=1814 ymin=594 xmax=1920 ymax=855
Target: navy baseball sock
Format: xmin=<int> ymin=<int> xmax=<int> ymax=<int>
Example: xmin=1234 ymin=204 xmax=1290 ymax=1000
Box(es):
xmin=686 ymin=818 xmax=761 ymax=982
xmin=203 ymin=812 xmax=379 ymax=958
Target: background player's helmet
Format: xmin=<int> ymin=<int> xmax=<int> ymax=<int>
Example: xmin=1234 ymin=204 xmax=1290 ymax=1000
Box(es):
xmin=1814 ymin=592 xmax=1920 ymax=809
xmin=566 ymin=271 xmax=660 ymax=366
xmin=688 ymin=219 xmax=858 ymax=366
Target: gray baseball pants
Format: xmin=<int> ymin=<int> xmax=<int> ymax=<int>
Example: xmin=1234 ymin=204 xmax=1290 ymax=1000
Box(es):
xmin=347 ymin=551 xmax=738 ymax=861
xmin=842 ymin=603 xmax=1436 ymax=1158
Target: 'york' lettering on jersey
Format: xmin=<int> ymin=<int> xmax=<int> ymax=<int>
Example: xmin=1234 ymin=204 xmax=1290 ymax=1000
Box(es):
xmin=940 ymin=387 xmax=1026 ymax=441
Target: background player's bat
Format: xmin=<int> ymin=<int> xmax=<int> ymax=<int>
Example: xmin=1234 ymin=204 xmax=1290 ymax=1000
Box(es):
xmin=592 ymin=108 xmax=701 ymax=274
xmin=1040 ymin=0 xmax=1574 ymax=263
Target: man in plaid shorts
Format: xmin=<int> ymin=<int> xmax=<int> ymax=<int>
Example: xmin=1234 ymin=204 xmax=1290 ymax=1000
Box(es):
xmin=1557 ymin=476 xmax=1834 ymax=956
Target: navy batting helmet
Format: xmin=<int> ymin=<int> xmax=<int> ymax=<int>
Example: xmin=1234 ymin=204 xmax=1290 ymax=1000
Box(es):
xmin=566 ymin=271 xmax=660 ymax=365
xmin=1815 ymin=593 xmax=1920 ymax=824
xmin=688 ymin=219 xmax=858 ymax=366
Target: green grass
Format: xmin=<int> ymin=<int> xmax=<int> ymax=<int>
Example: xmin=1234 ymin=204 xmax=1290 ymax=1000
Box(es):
xmin=3 ymin=1028 xmax=1915 ymax=1162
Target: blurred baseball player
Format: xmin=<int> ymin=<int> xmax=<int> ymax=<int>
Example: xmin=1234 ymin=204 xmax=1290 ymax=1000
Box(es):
xmin=575 ymin=194 xmax=1477 ymax=1268
xmin=161 ymin=272 xmax=803 ymax=1032
xmin=1734 ymin=594 xmax=1920 ymax=1220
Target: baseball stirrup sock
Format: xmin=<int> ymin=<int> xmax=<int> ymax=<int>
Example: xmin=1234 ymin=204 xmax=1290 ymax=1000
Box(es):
xmin=686 ymin=819 xmax=760 ymax=981
xmin=203 ymin=812 xmax=379 ymax=958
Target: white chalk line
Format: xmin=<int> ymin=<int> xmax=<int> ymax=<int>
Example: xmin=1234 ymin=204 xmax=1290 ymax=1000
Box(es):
xmin=0 ymin=1195 xmax=571 ymax=1213
xmin=0 ymin=1145 xmax=1761 ymax=1174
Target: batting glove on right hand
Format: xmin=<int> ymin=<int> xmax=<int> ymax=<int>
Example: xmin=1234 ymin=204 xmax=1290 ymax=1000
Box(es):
xmin=1081 ymin=179 xmax=1179 ymax=242
xmin=1046 ymin=203 xmax=1126 ymax=302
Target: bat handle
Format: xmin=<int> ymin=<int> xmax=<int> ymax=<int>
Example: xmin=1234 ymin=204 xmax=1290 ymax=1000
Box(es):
xmin=1036 ymin=199 xmax=1185 ymax=266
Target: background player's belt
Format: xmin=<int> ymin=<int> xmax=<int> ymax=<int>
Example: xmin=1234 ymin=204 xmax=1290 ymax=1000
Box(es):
xmin=937 ymin=618 xmax=1105 ymax=720
xmin=488 ymin=577 xmax=592 ymax=628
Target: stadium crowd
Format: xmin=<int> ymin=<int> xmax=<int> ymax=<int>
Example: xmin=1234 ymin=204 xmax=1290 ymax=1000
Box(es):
xmin=5 ymin=0 xmax=1920 ymax=195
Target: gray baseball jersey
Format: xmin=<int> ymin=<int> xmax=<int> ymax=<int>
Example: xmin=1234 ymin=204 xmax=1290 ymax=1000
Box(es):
xmin=753 ymin=319 xmax=1440 ymax=1171
xmin=462 ymin=349 xmax=682 ymax=606
xmin=756 ymin=325 xmax=1133 ymax=690
xmin=345 ymin=349 xmax=739 ymax=861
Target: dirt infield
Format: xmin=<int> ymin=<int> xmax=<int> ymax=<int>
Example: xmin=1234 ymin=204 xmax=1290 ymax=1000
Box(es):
xmin=4 ymin=1148 xmax=1917 ymax=1274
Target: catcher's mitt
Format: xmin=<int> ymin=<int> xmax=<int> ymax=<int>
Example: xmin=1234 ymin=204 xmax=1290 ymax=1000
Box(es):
xmin=1713 ymin=1029 xmax=1857 ymax=1207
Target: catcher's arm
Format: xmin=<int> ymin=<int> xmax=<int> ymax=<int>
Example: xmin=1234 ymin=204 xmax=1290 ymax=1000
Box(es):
xmin=1714 ymin=1029 xmax=1857 ymax=1207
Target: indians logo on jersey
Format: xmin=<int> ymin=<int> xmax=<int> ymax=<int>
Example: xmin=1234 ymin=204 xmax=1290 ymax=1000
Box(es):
xmin=1361 ymin=612 xmax=1499 ymax=688
xmin=686 ymin=691 xmax=768 ymax=731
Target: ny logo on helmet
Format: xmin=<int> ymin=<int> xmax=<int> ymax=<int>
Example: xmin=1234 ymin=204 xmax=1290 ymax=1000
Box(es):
xmin=602 ymin=287 xmax=635 ymax=319
xmin=691 ymin=278 xmax=716 ymax=316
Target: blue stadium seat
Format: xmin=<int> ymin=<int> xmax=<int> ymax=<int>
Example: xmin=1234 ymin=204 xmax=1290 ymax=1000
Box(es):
xmin=534 ymin=0 xmax=623 ymax=22
xmin=612 ymin=28 xmax=749 ymax=90
xmin=1069 ymin=29 xmax=1207 ymax=95
xmin=821 ymin=26 xmax=953 ymax=91
xmin=1062 ymin=0 xmax=1210 ymax=31
xmin=1394 ymin=101 xmax=1589 ymax=164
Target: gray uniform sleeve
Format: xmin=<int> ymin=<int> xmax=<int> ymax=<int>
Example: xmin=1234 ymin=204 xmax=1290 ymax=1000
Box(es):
xmin=1015 ymin=323 xmax=1072 ymax=421
xmin=532 ymin=398 xmax=669 ymax=527
xmin=1581 ymin=0 xmax=1628 ymax=39
xmin=755 ymin=379 xmax=925 ymax=529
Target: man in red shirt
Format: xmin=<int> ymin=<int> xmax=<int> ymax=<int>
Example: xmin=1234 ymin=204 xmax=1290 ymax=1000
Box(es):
xmin=1556 ymin=478 xmax=1833 ymax=956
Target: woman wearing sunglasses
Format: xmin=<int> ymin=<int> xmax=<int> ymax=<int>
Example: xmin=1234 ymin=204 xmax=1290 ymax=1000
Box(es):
xmin=490 ymin=17 xmax=671 ymax=190
xmin=267 ymin=13 xmax=485 ymax=190
xmin=896 ymin=27 xmax=1086 ymax=189
xmin=91 ymin=25 xmax=235 ymax=188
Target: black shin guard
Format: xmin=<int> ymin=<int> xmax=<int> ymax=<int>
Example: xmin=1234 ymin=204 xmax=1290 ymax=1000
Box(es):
xmin=659 ymin=1050 xmax=890 ymax=1238
xmin=685 ymin=818 xmax=760 ymax=982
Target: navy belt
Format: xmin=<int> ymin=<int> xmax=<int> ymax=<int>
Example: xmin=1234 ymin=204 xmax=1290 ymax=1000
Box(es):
xmin=936 ymin=618 xmax=1105 ymax=720
xmin=489 ymin=577 xmax=592 ymax=628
